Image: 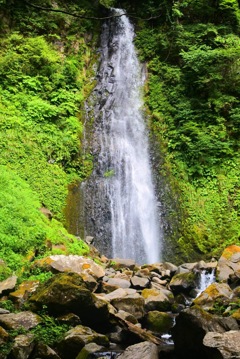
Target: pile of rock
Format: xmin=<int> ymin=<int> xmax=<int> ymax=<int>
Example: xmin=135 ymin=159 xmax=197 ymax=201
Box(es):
xmin=0 ymin=245 xmax=239 ymax=358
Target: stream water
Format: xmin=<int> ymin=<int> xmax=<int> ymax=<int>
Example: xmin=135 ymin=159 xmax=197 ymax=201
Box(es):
xmin=84 ymin=9 xmax=162 ymax=264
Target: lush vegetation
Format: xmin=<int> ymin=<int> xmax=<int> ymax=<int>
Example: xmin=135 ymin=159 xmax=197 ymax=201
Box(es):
xmin=131 ymin=0 xmax=240 ymax=261
xmin=0 ymin=166 xmax=88 ymax=279
xmin=0 ymin=0 xmax=100 ymax=278
xmin=0 ymin=0 xmax=239 ymax=272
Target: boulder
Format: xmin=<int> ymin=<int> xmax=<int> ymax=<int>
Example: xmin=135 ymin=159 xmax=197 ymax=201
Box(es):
xmin=0 ymin=311 xmax=41 ymax=330
xmin=58 ymin=325 xmax=109 ymax=359
xmin=217 ymin=245 xmax=240 ymax=282
xmin=32 ymin=342 xmax=61 ymax=358
xmin=0 ymin=309 xmax=10 ymax=314
xmin=29 ymin=273 xmax=110 ymax=329
xmin=130 ymin=276 xmax=149 ymax=289
xmin=109 ymin=326 xmax=125 ymax=344
xmin=144 ymin=311 xmax=174 ymax=334
xmin=49 ymin=255 xmax=105 ymax=279
xmin=32 ymin=255 xmax=105 ymax=291
xmin=151 ymin=276 xmax=167 ymax=286
xmin=48 ymin=255 xmax=105 ymax=291
xmin=107 ymin=278 xmax=131 ymax=289
xmin=193 ymin=282 xmax=232 ymax=310
xmin=101 ymin=281 xmax=119 ymax=293
xmin=10 ymin=280 xmax=39 ymax=303
xmin=177 ymin=262 xmax=198 ymax=273
xmin=196 ymin=260 xmax=218 ymax=271
xmin=57 ymin=313 xmax=81 ymax=326
xmin=169 ymin=272 xmax=198 ymax=295
xmin=76 ymin=343 xmax=104 ymax=359
xmin=29 ymin=272 xmax=92 ymax=313
xmin=115 ymin=310 xmax=138 ymax=324
xmin=172 ymin=306 xmax=238 ymax=359
xmin=117 ymin=341 xmax=158 ymax=359
xmin=142 ymin=288 xmax=173 ymax=312
xmin=10 ymin=334 xmax=35 ymax=359
xmin=0 ymin=276 xmax=17 ymax=296
xmin=203 ymin=331 xmax=240 ymax=359
xmin=99 ymin=288 xmax=128 ymax=301
xmin=111 ymin=295 xmax=144 ymax=320
xmin=110 ymin=258 xmax=136 ymax=270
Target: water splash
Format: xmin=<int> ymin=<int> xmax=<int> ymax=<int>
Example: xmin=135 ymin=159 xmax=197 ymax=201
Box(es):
xmin=197 ymin=269 xmax=215 ymax=296
xmin=84 ymin=9 xmax=162 ymax=264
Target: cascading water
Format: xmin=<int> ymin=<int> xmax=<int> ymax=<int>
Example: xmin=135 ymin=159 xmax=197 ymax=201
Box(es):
xmin=197 ymin=269 xmax=215 ymax=294
xmin=84 ymin=9 xmax=162 ymax=264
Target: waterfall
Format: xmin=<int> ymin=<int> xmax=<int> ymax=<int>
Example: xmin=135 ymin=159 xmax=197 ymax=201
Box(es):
xmin=197 ymin=269 xmax=215 ymax=296
xmin=84 ymin=9 xmax=162 ymax=264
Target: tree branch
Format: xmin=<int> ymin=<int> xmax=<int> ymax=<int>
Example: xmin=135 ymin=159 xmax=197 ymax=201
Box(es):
xmin=23 ymin=1 xmax=161 ymax=21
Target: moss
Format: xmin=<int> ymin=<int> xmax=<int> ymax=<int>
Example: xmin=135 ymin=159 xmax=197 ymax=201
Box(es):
xmin=221 ymin=245 xmax=240 ymax=260
xmin=145 ymin=311 xmax=174 ymax=334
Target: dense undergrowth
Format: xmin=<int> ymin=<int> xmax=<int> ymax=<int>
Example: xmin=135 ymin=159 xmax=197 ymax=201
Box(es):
xmin=0 ymin=0 xmax=239 ymax=276
xmin=0 ymin=0 xmax=100 ymax=278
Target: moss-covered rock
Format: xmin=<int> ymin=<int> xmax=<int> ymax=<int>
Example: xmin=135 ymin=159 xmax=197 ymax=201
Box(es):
xmin=58 ymin=325 xmax=109 ymax=359
xmin=193 ymin=282 xmax=232 ymax=311
xmin=169 ymin=272 xmax=198 ymax=295
xmin=111 ymin=296 xmax=145 ymax=320
xmin=142 ymin=288 xmax=173 ymax=312
xmin=29 ymin=272 xmax=110 ymax=329
xmin=144 ymin=311 xmax=174 ymax=334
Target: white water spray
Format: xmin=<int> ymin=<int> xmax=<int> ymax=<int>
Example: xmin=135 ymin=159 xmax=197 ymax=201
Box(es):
xmin=87 ymin=9 xmax=162 ymax=264
xmin=197 ymin=269 xmax=215 ymax=296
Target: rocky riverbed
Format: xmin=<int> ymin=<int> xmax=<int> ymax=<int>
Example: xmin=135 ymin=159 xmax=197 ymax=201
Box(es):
xmin=0 ymin=245 xmax=240 ymax=359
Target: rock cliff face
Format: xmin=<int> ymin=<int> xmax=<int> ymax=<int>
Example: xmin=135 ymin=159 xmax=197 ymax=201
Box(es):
xmin=0 ymin=245 xmax=239 ymax=358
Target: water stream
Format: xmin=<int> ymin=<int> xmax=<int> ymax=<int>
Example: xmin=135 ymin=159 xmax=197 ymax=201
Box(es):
xmin=84 ymin=9 xmax=162 ymax=264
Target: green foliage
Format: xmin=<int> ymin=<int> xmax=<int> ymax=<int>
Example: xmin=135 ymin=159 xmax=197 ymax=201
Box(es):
xmin=46 ymin=219 xmax=89 ymax=255
xmin=0 ymin=30 xmax=94 ymax=218
xmin=0 ymin=166 xmax=89 ymax=279
xmin=133 ymin=0 xmax=240 ymax=261
xmin=27 ymin=271 xmax=54 ymax=284
xmin=0 ymin=299 xmax=16 ymax=312
xmin=0 ymin=166 xmax=47 ymax=272
xmin=32 ymin=315 xmax=69 ymax=346
xmin=99 ymin=0 xmax=116 ymax=8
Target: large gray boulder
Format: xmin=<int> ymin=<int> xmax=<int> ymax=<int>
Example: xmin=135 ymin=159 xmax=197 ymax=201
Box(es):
xmin=117 ymin=341 xmax=158 ymax=359
xmin=130 ymin=275 xmax=149 ymax=289
xmin=0 ymin=312 xmax=41 ymax=330
xmin=107 ymin=278 xmax=131 ymax=289
xmin=203 ymin=331 xmax=240 ymax=359
xmin=49 ymin=255 xmax=105 ymax=279
xmin=172 ymin=306 xmax=238 ymax=359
